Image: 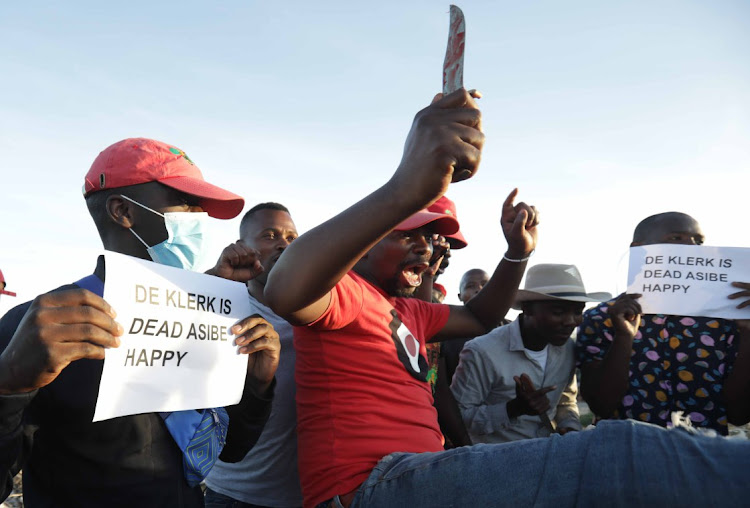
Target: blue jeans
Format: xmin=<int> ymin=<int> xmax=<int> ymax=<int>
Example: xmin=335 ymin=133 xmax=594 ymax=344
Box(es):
xmin=340 ymin=420 xmax=750 ymax=507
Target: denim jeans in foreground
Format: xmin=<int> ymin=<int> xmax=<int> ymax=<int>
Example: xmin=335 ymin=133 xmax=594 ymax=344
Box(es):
xmin=347 ymin=420 xmax=750 ymax=508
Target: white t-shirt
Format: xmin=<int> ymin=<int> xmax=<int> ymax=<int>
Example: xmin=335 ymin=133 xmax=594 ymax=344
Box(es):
xmin=524 ymin=345 xmax=549 ymax=372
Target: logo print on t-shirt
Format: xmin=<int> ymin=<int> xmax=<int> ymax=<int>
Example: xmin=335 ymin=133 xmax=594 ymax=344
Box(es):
xmin=388 ymin=309 xmax=428 ymax=382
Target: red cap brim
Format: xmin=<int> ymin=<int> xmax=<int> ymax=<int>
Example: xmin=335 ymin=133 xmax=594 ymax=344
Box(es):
xmin=0 ymin=290 xmax=17 ymax=297
xmin=446 ymin=230 xmax=468 ymax=249
xmin=394 ymin=210 xmax=459 ymax=236
xmin=157 ymin=176 xmax=244 ymax=220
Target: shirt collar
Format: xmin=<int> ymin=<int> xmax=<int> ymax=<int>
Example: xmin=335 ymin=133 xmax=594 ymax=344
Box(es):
xmin=508 ymin=317 xmax=526 ymax=352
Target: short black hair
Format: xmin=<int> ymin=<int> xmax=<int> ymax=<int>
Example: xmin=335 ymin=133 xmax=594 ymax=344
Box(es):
xmin=85 ymin=187 xmax=119 ymax=232
xmin=239 ymin=202 xmax=290 ymax=235
xmin=632 ymin=212 xmax=696 ymax=243
xmin=459 ymin=268 xmax=488 ymax=292
xmin=84 ymin=183 xmax=157 ymax=238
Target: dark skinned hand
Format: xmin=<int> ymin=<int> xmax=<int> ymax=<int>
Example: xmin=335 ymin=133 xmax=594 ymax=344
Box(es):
xmin=425 ymin=235 xmax=450 ymax=278
xmin=0 ymin=289 xmax=123 ymax=394
xmin=231 ymin=314 xmax=280 ymax=398
xmin=501 ymin=188 xmax=539 ymax=259
xmin=507 ymin=373 xmax=555 ymax=418
xmin=610 ymin=293 xmax=643 ymax=340
xmin=729 ymin=281 xmax=750 ymax=334
xmin=206 ymin=241 xmax=264 ymax=283
xmin=391 ymin=88 xmax=484 ymax=207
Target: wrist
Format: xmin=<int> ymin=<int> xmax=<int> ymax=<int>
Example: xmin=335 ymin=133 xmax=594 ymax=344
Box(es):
xmin=503 ymin=249 xmax=534 ymax=263
xmin=247 ymin=377 xmax=274 ymax=399
xmin=383 ymin=175 xmax=437 ymax=213
xmin=613 ymin=328 xmax=636 ymax=343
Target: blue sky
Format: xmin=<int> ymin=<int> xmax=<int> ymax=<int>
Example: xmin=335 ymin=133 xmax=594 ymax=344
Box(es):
xmin=1 ymin=0 xmax=749 ymax=315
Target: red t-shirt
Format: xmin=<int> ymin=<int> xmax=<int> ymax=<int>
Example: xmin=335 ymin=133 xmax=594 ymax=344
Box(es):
xmin=294 ymin=271 xmax=450 ymax=507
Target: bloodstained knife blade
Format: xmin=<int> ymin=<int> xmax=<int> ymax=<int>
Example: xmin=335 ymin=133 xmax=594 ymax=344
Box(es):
xmin=442 ymin=5 xmax=465 ymax=94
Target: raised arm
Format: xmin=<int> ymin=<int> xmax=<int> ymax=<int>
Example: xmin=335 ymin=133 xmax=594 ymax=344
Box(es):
xmin=434 ymin=189 xmax=538 ymax=340
xmin=265 ymin=89 xmax=484 ymax=324
xmin=580 ymin=294 xmax=641 ymax=417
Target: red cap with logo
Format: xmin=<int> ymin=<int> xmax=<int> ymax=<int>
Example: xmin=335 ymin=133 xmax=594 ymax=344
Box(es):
xmin=83 ymin=138 xmax=244 ymax=219
xmin=427 ymin=196 xmax=467 ymax=249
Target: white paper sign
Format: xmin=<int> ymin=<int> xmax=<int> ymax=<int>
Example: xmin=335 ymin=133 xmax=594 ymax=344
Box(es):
xmin=627 ymin=244 xmax=750 ymax=320
xmin=93 ymin=251 xmax=251 ymax=422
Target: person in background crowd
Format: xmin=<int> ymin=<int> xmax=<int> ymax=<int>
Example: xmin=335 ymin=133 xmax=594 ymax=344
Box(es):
xmin=452 ymin=264 xmax=610 ymax=443
xmin=205 ymin=202 xmax=303 ymax=508
xmin=440 ymin=268 xmax=493 ymax=387
xmin=0 ymin=138 xmax=280 ymax=507
xmin=577 ymin=211 xmax=750 ymax=435
xmin=414 ymin=196 xmax=472 ymax=448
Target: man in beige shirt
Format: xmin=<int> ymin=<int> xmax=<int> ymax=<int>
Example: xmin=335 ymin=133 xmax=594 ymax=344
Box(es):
xmin=452 ymin=264 xmax=610 ymax=443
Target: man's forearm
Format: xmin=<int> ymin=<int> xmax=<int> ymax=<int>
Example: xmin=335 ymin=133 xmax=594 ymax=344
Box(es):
xmin=265 ymin=89 xmax=484 ymax=323
xmin=434 ymin=358 xmax=472 ymax=446
xmin=460 ymin=400 xmax=514 ymax=435
xmin=581 ymin=333 xmax=634 ymax=417
xmin=555 ymin=376 xmax=582 ymax=430
xmin=464 ymin=255 xmax=528 ymax=331
xmin=220 ymin=378 xmax=276 ymax=463
xmin=723 ymin=329 xmax=750 ymax=425
xmin=265 ymin=180 xmax=425 ymax=323
xmin=0 ymin=392 xmax=35 ymax=503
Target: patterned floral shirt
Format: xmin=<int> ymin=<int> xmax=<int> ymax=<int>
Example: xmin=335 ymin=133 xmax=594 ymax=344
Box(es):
xmin=576 ymin=298 xmax=738 ymax=435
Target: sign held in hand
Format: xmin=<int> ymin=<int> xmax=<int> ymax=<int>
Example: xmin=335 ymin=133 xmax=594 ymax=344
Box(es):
xmin=93 ymin=251 xmax=253 ymax=422
xmin=627 ymin=244 xmax=749 ymax=320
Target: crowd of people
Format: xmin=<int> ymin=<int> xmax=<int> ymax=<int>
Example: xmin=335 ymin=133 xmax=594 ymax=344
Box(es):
xmin=2 ymin=88 xmax=750 ymax=507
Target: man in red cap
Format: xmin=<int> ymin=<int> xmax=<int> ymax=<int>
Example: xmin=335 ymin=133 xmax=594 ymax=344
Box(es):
xmin=0 ymin=138 xmax=280 ymax=507
xmin=415 ymin=195 xmax=468 ymax=303
xmin=411 ymin=195 xmax=473 ymax=448
xmin=264 ymin=90 xmax=541 ymax=507
xmin=265 ymin=90 xmax=750 ymax=508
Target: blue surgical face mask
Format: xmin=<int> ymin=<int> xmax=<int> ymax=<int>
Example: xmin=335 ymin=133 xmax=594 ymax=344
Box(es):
xmin=120 ymin=195 xmax=210 ymax=272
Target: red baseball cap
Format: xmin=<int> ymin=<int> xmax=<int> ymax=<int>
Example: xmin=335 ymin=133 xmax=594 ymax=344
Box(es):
xmin=427 ymin=196 xmax=468 ymax=249
xmin=433 ymin=282 xmax=448 ymax=298
xmin=394 ymin=210 xmax=459 ymax=236
xmin=83 ymin=138 xmax=244 ymax=220
xmin=0 ymin=269 xmax=17 ymax=297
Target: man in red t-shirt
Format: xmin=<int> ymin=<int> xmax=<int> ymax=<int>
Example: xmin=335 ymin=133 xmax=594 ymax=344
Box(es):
xmin=266 ymin=90 xmax=750 ymax=508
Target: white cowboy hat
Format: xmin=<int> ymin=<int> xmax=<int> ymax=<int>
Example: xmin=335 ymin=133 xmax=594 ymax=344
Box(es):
xmin=513 ymin=264 xmax=611 ymax=309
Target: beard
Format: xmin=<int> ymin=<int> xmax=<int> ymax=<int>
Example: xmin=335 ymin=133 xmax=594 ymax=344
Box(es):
xmin=390 ymin=285 xmax=418 ymax=298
